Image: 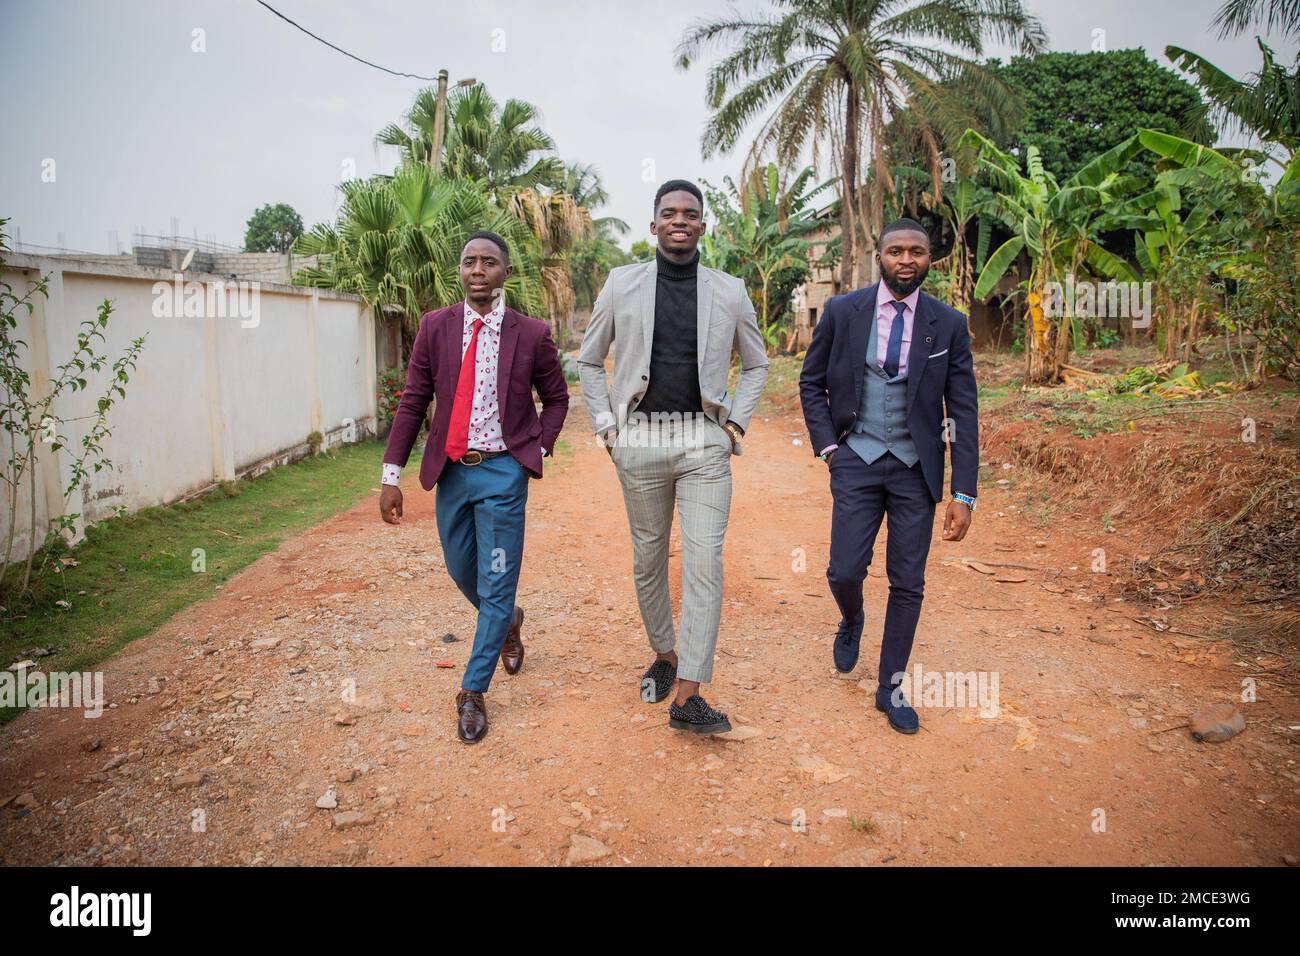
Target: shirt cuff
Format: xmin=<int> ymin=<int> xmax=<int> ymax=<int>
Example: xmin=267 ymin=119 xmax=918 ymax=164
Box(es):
xmin=381 ymin=463 xmax=401 ymax=486
xmin=819 ymin=444 xmax=839 ymax=457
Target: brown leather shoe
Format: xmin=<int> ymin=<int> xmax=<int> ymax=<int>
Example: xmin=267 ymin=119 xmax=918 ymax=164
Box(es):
xmin=500 ymin=606 xmax=525 ymax=675
xmin=456 ymin=690 xmax=488 ymax=744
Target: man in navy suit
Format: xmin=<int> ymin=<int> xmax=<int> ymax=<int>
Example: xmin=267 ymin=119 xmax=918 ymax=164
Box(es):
xmin=799 ymin=219 xmax=979 ymax=734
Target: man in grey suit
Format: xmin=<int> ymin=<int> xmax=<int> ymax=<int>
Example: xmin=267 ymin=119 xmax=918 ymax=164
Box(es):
xmin=578 ymin=179 xmax=769 ymax=734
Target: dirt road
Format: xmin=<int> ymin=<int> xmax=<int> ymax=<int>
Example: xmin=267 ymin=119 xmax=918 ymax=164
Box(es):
xmin=2 ymin=399 xmax=1297 ymax=866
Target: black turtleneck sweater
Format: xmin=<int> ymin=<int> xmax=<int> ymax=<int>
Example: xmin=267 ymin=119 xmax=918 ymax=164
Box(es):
xmin=638 ymin=250 xmax=703 ymax=414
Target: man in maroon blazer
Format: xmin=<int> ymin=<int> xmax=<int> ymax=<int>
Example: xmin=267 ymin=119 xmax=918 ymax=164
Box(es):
xmin=379 ymin=231 xmax=569 ymax=743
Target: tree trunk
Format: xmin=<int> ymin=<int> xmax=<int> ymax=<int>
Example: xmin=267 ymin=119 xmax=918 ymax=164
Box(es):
xmin=858 ymin=175 xmax=880 ymax=288
xmin=839 ymin=86 xmax=860 ymax=291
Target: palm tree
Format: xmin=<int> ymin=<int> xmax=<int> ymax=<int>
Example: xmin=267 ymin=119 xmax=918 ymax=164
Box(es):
xmin=558 ymin=162 xmax=629 ymax=238
xmin=1212 ymin=0 xmax=1300 ymax=41
xmin=375 ymin=86 xmax=446 ymax=169
xmin=441 ymin=86 xmax=565 ymax=199
xmin=377 ymin=84 xmax=563 ymax=199
xmin=371 ymin=83 xmax=590 ymax=340
xmin=1101 ymin=163 xmax=1223 ymax=362
xmin=702 ymin=163 xmax=830 ymax=350
xmin=675 ymin=0 xmax=1046 ymax=291
xmin=1131 ymin=128 xmax=1291 ymax=378
xmin=506 ymin=189 xmax=594 ymax=347
xmin=560 ymin=163 xmax=632 ymax=313
xmin=293 ymin=166 xmax=545 ymax=342
xmin=1166 ymin=40 xmax=1299 ymax=182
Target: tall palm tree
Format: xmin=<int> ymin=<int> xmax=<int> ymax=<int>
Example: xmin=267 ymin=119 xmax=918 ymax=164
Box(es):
xmin=675 ymin=0 xmax=1046 ymax=290
xmin=375 ymin=86 xmax=446 ymax=169
xmin=376 ymin=84 xmax=563 ymax=199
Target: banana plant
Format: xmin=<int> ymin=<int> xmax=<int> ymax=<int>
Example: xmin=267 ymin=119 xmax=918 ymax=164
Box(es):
xmin=1098 ymin=156 xmax=1223 ymax=361
xmin=938 ymin=175 xmax=999 ymax=325
xmin=959 ymin=129 xmax=1143 ymax=384
xmin=1132 ymin=127 xmax=1292 ymax=372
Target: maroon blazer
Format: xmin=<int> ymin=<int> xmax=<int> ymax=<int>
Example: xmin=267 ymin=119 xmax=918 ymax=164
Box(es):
xmin=383 ymin=303 xmax=570 ymax=490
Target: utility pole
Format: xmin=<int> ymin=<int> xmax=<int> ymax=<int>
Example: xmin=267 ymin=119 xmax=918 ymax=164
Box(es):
xmin=429 ymin=71 xmax=476 ymax=173
xmin=429 ymin=69 xmax=449 ymax=170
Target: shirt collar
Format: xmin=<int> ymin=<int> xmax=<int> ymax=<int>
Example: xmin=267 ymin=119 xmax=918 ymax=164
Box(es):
xmin=464 ymin=298 xmax=505 ymax=333
xmin=877 ymin=280 xmax=920 ymax=317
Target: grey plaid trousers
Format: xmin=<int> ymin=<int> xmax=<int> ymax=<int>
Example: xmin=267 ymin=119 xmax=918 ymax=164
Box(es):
xmin=611 ymin=415 xmax=733 ymax=683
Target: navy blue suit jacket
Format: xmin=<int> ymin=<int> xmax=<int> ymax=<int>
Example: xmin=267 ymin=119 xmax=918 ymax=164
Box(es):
xmin=798 ymin=285 xmax=979 ymax=503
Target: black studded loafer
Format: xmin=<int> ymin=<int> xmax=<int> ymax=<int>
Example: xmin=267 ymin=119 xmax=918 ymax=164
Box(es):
xmin=640 ymin=659 xmax=677 ymax=703
xmin=668 ymin=694 xmax=732 ymax=734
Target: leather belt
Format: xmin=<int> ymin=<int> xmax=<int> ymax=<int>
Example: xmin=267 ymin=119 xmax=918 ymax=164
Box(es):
xmin=458 ymin=449 xmax=509 ymax=466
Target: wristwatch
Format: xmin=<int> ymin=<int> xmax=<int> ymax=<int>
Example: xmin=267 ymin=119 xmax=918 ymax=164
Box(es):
xmin=952 ymin=492 xmax=977 ymax=512
xmin=722 ymin=421 xmax=744 ymax=443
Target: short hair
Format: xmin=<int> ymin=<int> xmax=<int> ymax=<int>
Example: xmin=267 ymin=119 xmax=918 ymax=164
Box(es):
xmin=878 ymin=218 xmax=930 ymax=247
xmin=462 ymin=230 xmax=510 ymax=262
xmin=654 ymin=179 xmax=704 ymax=215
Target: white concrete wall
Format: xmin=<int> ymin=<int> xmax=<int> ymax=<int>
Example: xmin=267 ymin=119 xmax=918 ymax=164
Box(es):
xmin=0 ymin=253 xmax=375 ymax=563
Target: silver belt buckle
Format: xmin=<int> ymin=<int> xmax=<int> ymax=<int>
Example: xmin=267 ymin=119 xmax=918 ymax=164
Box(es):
xmin=462 ymin=450 xmax=485 ymax=466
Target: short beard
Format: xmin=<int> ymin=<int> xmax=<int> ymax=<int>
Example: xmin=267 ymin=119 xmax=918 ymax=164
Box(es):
xmin=882 ymin=267 xmax=927 ymax=298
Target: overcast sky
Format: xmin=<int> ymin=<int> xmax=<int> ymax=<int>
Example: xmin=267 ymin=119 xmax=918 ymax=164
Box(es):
xmin=1 ymin=0 xmax=1295 ymax=254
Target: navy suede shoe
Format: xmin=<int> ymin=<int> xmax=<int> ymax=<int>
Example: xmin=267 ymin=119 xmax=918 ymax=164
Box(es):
xmin=874 ymin=684 xmax=919 ymax=734
xmin=832 ymin=615 xmax=866 ymax=673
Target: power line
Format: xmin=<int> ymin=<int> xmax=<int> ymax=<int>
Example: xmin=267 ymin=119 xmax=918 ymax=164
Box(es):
xmin=255 ymin=1 xmax=438 ymax=81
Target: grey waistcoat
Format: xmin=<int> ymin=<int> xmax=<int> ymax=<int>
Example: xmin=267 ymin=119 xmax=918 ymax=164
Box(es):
xmin=845 ymin=308 xmax=918 ymax=467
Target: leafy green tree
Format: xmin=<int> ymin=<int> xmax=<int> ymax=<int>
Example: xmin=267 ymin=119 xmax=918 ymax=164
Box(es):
xmin=570 ymin=235 xmax=630 ymax=313
xmin=629 ymin=239 xmax=654 ymax=262
xmin=373 ymin=83 xmax=598 ymax=343
xmin=244 ymin=203 xmax=304 ymax=253
xmin=988 ymin=50 xmax=1214 ymax=181
xmin=0 ymin=222 xmax=145 ymax=597
xmin=675 ymin=0 xmax=1045 ymax=290
xmin=935 ymin=175 xmax=998 ymax=322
